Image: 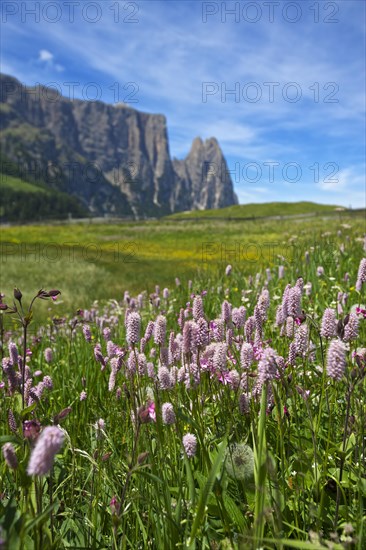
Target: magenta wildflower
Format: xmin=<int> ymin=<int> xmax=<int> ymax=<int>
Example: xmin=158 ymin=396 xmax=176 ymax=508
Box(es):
xmin=27 ymin=426 xmax=64 ymax=476
xmin=182 ymin=433 xmax=197 ymax=458
xmin=326 ymin=339 xmax=346 ymax=381
xmin=320 ymin=308 xmax=337 ymax=339
xmin=162 ymin=402 xmax=176 ymax=425
xmin=147 ymin=402 xmax=156 ymax=422
xmin=23 ymin=420 xmax=41 ymax=440
xmin=2 ymin=443 xmax=18 ymax=470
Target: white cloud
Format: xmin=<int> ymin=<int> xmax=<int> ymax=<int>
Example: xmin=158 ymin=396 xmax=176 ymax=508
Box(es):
xmin=319 ymin=166 xmax=365 ymax=192
xmin=39 ymin=49 xmax=53 ymax=62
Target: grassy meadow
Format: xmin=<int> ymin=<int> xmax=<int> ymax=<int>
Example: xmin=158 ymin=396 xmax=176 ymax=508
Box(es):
xmin=0 ymin=204 xmax=365 ymax=549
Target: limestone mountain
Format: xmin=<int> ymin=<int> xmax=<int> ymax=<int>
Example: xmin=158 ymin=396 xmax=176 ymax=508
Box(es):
xmin=0 ymin=74 xmax=238 ymax=218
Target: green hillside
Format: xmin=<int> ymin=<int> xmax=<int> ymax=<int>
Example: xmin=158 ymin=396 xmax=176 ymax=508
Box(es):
xmin=166 ymin=201 xmax=345 ymax=220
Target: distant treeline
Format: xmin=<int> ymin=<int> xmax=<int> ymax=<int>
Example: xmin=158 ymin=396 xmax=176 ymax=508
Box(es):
xmin=0 ymin=186 xmax=87 ymax=222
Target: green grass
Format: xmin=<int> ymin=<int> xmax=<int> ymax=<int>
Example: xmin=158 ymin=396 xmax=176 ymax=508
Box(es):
xmin=1 ymin=210 xmax=364 ymax=323
xmin=166 ymin=201 xmax=346 ymax=219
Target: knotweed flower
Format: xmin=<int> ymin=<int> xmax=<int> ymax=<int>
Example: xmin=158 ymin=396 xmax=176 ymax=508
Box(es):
xmin=8 ymin=409 xmax=17 ymax=433
xmin=343 ymin=313 xmax=359 ymax=341
xmin=240 ymin=343 xmax=253 ymax=369
xmin=254 ymin=305 xmax=263 ymax=336
xmin=2 ymin=443 xmax=18 ymax=470
xmin=257 ymin=289 xmax=270 ymax=320
xmin=294 ymin=324 xmax=309 ymax=356
xmin=244 ymin=316 xmax=255 ymax=342
xmin=103 ymin=328 xmax=111 ymax=341
xmin=356 ymin=258 xmax=366 ymax=292
xmin=42 ymin=375 xmax=53 ymax=389
xmin=281 ymin=284 xmax=292 ymax=317
xmin=80 ymin=391 xmax=87 ymax=401
xmin=8 ymin=342 xmax=19 ymax=366
xmin=266 ymin=268 xmax=271 ymax=281
xmin=326 ymin=339 xmax=346 ymax=381
xmin=228 ymin=369 xmax=240 ymax=390
xmin=287 ymin=342 xmax=297 ymax=366
xmin=239 ymin=393 xmax=251 ymax=414
xmin=287 ymin=287 xmax=302 ymax=318
xmin=317 ymin=266 xmax=325 ymax=277
xmin=192 ymin=295 xmax=204 ymax=321
xmin=210 ymin=318 xmax=225 ymax=341
xmin=225 ymin=443 xmax=254 ymax=480
xmin=286 ymin=316 xmax=294 ymax=338
xmin=182 ymin=433 xmax=197 ymax=458
xmin=158 ymin=366 xmax=172 ymax=390
xmin=154 ymin=315 xmax=167 ymax=346
xmin=27 ymin=426 xmax=64 ymax=476
xmin=213 ymin=343 xmax=228 ymax=371
xmin=126 ymin=312 xmax=141 ymax=345
xmin=197 ymin=318 xmax=209 ymax=347
xmin=163 ymin=288 xmax=169 ymax=299
xmin=275 ymin=305 xmax=285 ymax=326
xmin=175 ymin=278 xmax=181 ymax=287
xmin=44 ymin=348 xmax=53 ymax=363
xmin=257 ymin=347 xmax=279 ymax=387
xmin=82 ymin=325 xmax=92 ymax=342
xmin=221 ymin=300 xmax=232 ymax=323
xmin=183 ymin=321 xmax=198 ymax=354
xmin=225 ymin=264 xmax=232 ymax=276
xmin=162 ymin=402 xmax=176 ymax=425
xmin=278 ymin=265 xmax=285 ymax=279
xmin=320 ymin=308 xmax=337 ymax=339
xmin=232 ymin=306 xmax=246 ymax=328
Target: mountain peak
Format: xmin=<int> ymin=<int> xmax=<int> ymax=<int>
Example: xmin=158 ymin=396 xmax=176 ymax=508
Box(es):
xmin=0 ymin=73 xmax=238 ymax=218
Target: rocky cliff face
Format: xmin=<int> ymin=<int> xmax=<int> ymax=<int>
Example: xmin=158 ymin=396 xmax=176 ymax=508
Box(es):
xmin=0 ymin=74 xmax=238 ymax=217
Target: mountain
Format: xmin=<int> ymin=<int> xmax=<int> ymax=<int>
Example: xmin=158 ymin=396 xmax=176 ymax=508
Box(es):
xmin=0 ymin=74 xmax=238 ymax=219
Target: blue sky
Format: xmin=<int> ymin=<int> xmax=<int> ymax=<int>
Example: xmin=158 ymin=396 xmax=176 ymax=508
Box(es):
xmin=1 ymin=0 xmax=365 ymax=207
